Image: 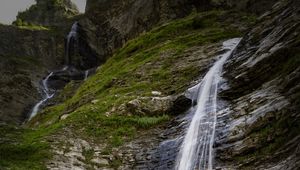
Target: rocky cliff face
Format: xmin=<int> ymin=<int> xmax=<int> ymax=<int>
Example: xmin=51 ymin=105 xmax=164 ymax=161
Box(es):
xmin=216 ymin=0 xmax=300 ymax=169
xmin=1 ymin=0 xmax=299 ymax=169
xmin=0 ymin=0 xmax=84 ymax=125
xmin=15 ymin=0 xmax=79 ymax=27
xmin=0 ymin=25 xmax=65 ymax=124
xmin=81 ymin=0 xmax=204 ymax=64
xmin=79 ymin=0 xmax=277 ymax=67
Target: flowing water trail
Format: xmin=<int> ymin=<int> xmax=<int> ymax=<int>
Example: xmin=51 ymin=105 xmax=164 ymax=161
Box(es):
xmin=66 ymin=22 xmax=79 ymax=65
xmin=29 ymin=72 xmax=54 ymax=120
xmin=175 ymin=38 xmax=241 ymax=170
xmin=29 ymin=22 xmax=80 ymax=120
xmin=84 ymin=70 xmax=89 ymax=81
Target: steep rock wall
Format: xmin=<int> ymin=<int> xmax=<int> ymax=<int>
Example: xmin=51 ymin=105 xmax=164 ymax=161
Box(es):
xmin=80 ymin=0 xmax=277 ymax=66
xmin=0 ymin=25 xmax=64 ymax=124
xmin=216 ymin=0 xmax=300 ymax=169
xmin=15 ymin=0 xmax=79 ymax=27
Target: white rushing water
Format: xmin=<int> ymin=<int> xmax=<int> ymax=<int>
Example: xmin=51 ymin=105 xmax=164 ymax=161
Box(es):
xmin=84 ymin=70 xmax=89 ymax=81
xmin=29 ymin=23 xmax=81 ymax=121
xmin=176 ymin=38 xmax=241 ymax=170
xmin=66 ymin=22 xmax=79 ymax=65
xmin=29 ymin=72 xmax=54 ymax=120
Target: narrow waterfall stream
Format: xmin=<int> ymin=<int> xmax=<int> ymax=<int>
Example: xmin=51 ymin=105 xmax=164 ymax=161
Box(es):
xmin=65 ymin=22 xmax=79 ymax=66
xmin=28 ymin=22 xmax=80 ymax=120
xmin=29 ymin=72 xmax=54 ymax=120
xmin=175 ymin=38 xmax=241 ymax=170
xmin=84 ymin=70 xmax=89 ymax=81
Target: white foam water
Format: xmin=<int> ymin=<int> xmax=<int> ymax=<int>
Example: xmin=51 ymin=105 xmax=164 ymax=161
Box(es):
xmin=29 ymin=72 xmax=54 ymax=120
xmin=65 ymin=22 xmax=79 ymax=65
xmin=176 ymin=38 xmax=241 ymax=170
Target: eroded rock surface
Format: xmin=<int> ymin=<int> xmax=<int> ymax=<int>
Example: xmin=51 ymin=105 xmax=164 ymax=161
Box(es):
xmin=0 ymin=25 xmax=64 ymax=124
xmin=216 ymin=0 xmax=300 ymax=169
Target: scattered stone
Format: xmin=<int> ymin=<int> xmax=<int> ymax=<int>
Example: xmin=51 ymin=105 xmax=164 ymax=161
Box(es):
xmin=91 ymin=158 xmax=109 ymax=165
xmin=152 ymin=91 xmax=162 ymax=96
xmin=60 ymin=114 xmax=70 ymax=120
xmin=91 ymin=99 xmax=99 ymax=104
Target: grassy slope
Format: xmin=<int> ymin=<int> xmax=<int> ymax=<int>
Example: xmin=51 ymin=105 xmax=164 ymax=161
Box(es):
xmin=0 ymin=10 xmax=256 ymax=169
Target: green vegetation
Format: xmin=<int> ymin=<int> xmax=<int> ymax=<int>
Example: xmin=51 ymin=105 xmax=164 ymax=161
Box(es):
xmin=0 ymin=124 xmax=61 ymax=169
xmin=2 ymin=10 xmax=256 ymax=169
xmin=68 ymin=113 xmax=170 ymax=148
xmin=31 ymin=10 xmax=248 ymax=145
xmin=13 ymin=0 xmax=78 ymax=28
xmin=82 ymin=148 xmax=94 ymax=165
xmin=29 ymin=9 xmax=251 ymax=157
xmin=56 ymin=10 xmax=244 ymax=115
xmin=13 ymin=18 xmax=49 ymax=30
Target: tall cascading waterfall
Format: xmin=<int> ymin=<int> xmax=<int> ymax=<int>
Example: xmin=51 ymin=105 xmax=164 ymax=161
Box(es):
xmin=84 ymin=70 xmax=89 ymax=81
xmin=65 ymin=22 xmax=79 ymax=66
xmin=175 ymin=38 xmax=241 ymax=170
xmin=65 ymin=21 xmax=92 ymax=80
xmin=28 ymin=22 xmax=82 ymax=120
xmin=29 ymin=72 xmax=54 ymax=120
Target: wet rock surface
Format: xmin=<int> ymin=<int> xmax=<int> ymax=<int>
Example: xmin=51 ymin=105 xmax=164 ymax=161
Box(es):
xmin=216 ymin=0 xmax=300 ymax=169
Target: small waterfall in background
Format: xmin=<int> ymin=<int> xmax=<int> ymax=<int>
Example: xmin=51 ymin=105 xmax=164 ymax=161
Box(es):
xmin=28 ymin=22 xmax=80 ymax=121
xmin=175 ymin=38 xmax=241 ymax=170
xmin=84 ymin=70 xmax=89 ymax=81
xmin=65 ymin=22 xmax=79 ymax=67
xmin=29 ymin=72 xmax=54 ymax=120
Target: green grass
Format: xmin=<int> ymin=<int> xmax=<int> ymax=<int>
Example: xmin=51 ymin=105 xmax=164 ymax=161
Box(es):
xmin=17 ymin=25 xmax=50 ymax=31
xmin=68 ymin=113 xmax=170 ymax=148
xmin=0 ymin=124 xmax=62 ymax=169
xmin=82 ymin=148 xmax=94 ymax=164
xmin=29 ymin=9 xmax=253 ymax=155
xmin=55 ymin=10 xmax=244 ymax=114
xmin=3 ymin=10 xmax=256 ymax=169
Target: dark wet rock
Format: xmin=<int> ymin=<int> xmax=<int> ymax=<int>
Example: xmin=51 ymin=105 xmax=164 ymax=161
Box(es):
xmin=210 ymin=0 xmax=277 ymax=15
xmin=170 ymin=95 xmax=192 ymax=115
xmin=116 ymin=115 xmax=187 ymax=170
xmin=64 ymin=22 xmax=101 ymax=70
xmin=216 ymin=0 xmax=300 ymax=169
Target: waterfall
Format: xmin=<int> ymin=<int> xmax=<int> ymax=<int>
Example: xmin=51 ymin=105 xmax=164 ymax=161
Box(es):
xmin=65 ymin=22 xmax=79 ymax=66
xmin=175 ymin=38 xmax=241 ymax=170
xmin=29 ymin=72 xmax=55 ymax=120
xmin=84 ymin=70 xmax=89 ymax=81
xmin=28 ymin=22 xmax=81 ymax=121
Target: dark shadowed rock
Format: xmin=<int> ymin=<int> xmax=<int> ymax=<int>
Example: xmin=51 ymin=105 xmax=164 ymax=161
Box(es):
xmin=0 ymin=25 xmax=64 ymax=124
xmin=170 ymin=95 xmax=192 ymax=115
xmin=216 ymin=0 xmax=300 ymax=169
